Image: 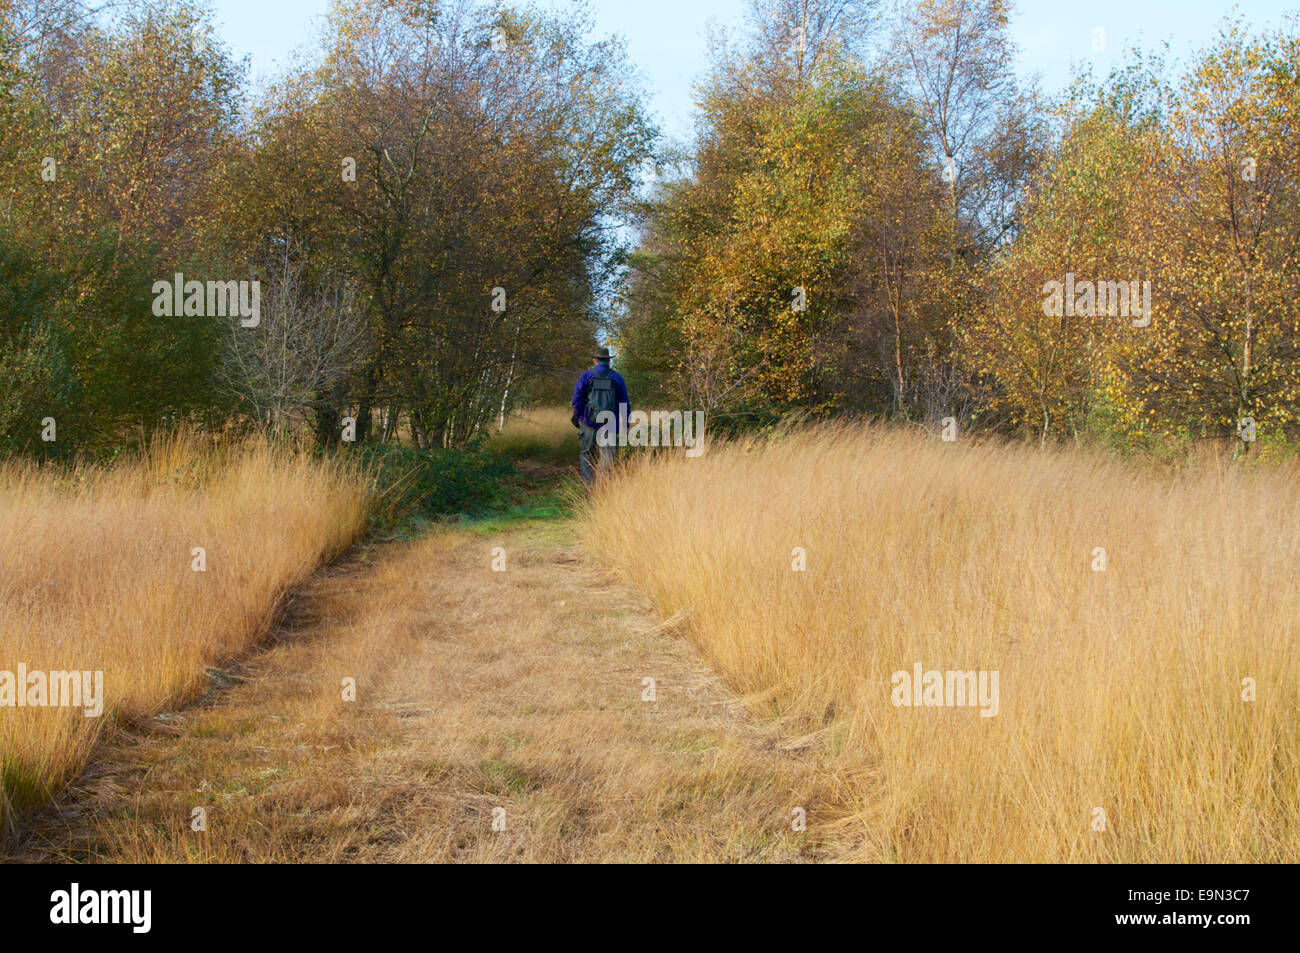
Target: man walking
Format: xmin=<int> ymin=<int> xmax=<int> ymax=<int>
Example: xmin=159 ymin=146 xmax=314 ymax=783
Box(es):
xmin=571 ymin=346 xmax=630 ymax=486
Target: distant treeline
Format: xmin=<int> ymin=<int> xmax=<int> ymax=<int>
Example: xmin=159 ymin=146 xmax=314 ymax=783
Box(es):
xmin=622 ymin=0 xmax=1300 ymax=454
xmin=0 ymin=0 xmax=654 ymax=458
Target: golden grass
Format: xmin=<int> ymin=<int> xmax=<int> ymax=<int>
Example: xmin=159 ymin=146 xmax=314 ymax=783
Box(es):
xmin=583 ymin=424 xmax=1300 ymax=862
xmin=0 ymin=433 xmax=370 ymax=831
xmin=487 ymin=406 xmax=577 ymax=466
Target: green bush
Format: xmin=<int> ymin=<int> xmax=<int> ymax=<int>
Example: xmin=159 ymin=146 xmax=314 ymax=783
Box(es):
xmin=0 ymin=226 xmax=228 ymax=460
xmin=360 ymin=442 xmax=517 ymax=526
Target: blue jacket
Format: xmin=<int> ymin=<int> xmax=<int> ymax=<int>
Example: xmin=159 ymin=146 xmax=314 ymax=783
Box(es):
xmin=572 ymin=363 xmax=630 ymax=430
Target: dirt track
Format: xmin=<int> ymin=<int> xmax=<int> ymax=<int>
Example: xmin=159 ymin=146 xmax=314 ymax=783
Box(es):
xmin=5 ymin=520 xmax=839 ymax=862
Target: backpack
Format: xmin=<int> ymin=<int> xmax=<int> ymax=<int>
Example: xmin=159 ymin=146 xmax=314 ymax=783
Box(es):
xmin=586 ymin=366 xmax=618 ymax=422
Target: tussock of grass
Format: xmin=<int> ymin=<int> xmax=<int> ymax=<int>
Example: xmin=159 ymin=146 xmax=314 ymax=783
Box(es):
xmin=584 ymin=424 xmax=1300 ymax=862
xmin=0 ymin=432 xmax=369 ymax=831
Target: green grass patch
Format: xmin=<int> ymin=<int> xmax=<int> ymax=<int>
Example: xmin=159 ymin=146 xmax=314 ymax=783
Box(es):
xmin=361 ymin=436 xmax=580 ymax=539
xmin=477 ymin=757 xmax=539 ymax=796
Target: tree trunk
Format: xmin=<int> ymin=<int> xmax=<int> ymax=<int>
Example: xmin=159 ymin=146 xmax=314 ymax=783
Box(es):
xmin=1239 ymin=274 xmax=1254 ymax=458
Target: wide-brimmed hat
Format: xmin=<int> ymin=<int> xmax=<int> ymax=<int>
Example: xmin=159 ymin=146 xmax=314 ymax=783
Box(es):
xmin=593 ymin=346 xmax=612 ymax=362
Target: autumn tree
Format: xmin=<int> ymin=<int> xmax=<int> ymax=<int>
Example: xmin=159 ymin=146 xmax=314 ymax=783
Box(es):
xmin=0 ymin=0 xmax=242 ymax=455
xmin=624 ymin=0 xmax=951 ymax=420
xmin=961 ymin=99 xmax=1162 ymax=444
xmin=231 ymin=0 xmax=655 ymax=447
xmin=1111 ymin=24 xmax=1300 ymax=451
xmin=969 ymin=23 xmax=1300 ymax=451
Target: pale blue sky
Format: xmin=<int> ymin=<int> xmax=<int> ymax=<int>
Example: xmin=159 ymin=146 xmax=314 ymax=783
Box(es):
xmin=207 ymin=0 xmax=1300 ymax=143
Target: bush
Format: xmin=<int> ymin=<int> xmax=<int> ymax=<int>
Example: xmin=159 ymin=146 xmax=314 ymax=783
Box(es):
xmin=361 ymin=442 xmax=516 ymax=526
xmin=0 ymin=227 xmax=228 ymax=460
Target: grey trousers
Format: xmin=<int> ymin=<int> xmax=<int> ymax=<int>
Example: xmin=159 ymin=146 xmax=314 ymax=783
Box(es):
xmin=579 ymin=423 xmax=619 ymax=485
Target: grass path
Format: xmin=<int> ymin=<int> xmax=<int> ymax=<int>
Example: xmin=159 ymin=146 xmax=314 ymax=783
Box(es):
xmin=4 ymin=514 xmax=840 ymax=862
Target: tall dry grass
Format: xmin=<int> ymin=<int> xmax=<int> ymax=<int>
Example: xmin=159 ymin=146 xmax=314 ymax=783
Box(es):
xmin=487 ymin=406 xmax=578 ymax=466
xmin=0 ymin=434 xmax=370 ymax=830
xmin=584 ymin=424 xmax=1300 ymax=862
